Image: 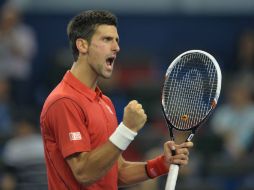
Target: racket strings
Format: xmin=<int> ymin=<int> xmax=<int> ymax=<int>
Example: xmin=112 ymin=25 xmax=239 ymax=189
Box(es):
xmin=163 ymin=53 xmax=218 ymax=130
xmin=168 ymin=59 xmax=205 ymax=128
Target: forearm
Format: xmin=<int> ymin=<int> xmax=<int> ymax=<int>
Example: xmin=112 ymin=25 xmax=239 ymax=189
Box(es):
xmin=117 ymin=154 xmax=170 ymax=187
xmin=67 ymin=141 xmax=122 ymax=186
xmin=118 ymin=161 xmax=149 ymax=187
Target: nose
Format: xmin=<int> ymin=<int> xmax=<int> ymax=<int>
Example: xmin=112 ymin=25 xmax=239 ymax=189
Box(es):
xmin=112 ymin=40 xmax=120 ymax=53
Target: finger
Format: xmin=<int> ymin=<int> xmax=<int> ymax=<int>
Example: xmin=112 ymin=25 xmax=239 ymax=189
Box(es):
xmin=177 ymin=142 xmax=194 ymax=149
xmin=136 ymin=103 xmax=143 ymax=109
xmin=137 ymin=108 xmax=144 ymax=114
xmin=138 ymin=108 xmax=145 ymax=114
xmin=171 ymin=159 xmax=188 ymax=166
xmin=171 ymin=154 xmax=189 ymax=165
xmin=129 ymin=100 xmax=138 ymax=105
xmin=164 ymin=141 xmax=176 ymax=163
xmin=141 ymin=113 xmax=147 ymax=122
xmin=165 ymin=141 xmax=176 ymax=151
xmin=175 ymin=148 xmax=189 ymax=156
xmin=172 ymin=154 xmax=188 ymax=161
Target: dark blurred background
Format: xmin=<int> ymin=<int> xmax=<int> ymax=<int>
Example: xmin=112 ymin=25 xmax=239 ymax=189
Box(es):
xmin=0 ymin=0 xmax=254 ymax=189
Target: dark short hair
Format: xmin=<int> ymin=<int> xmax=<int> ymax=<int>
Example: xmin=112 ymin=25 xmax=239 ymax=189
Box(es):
xmin=67 ymin=10 xmax=118 ymax=61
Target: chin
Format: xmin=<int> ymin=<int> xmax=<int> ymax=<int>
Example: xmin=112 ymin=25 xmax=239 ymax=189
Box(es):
xmin=101 ymin=73 xmax=113 ymax=79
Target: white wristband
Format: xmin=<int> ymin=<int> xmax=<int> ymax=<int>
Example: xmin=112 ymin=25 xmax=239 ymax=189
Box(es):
xmin=109 ymin=122 xmax=137 ymax=150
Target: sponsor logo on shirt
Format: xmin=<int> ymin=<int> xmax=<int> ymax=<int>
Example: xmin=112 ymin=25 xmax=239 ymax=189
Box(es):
xmin=69 ymin=132 xmax=82 ymax=141
xmin=105 ymin=104 xmax=113 ymax=114
xmin=99 ymin=100 xmax=114 ymax=115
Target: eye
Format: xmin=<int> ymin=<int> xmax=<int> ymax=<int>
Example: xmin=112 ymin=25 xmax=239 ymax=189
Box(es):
xmin=103 ymin=37 xmax=112 ymax=42
xmin=116 ymin=38 xmax=120 ymax=44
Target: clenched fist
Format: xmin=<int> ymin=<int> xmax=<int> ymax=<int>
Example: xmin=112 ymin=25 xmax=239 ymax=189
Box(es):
xmin=123 ymin=100 xmax=147 ymax=132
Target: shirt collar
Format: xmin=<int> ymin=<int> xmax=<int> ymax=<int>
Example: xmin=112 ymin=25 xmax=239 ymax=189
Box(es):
xmin=63 ymin=70 xmax=102 ymax=101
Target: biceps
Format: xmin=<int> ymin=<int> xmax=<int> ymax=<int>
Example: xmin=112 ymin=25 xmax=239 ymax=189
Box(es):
xmin=66 ymin=151 xmax=100 ymax=186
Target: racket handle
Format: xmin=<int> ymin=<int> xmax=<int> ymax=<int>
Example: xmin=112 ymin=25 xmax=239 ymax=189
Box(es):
xmin=165 ymin=164 xmax=179 ymax=190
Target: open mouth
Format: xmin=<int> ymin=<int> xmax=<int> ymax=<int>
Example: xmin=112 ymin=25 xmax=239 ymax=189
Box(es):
xmin=106 ymin=57 xmax=115 ymax=66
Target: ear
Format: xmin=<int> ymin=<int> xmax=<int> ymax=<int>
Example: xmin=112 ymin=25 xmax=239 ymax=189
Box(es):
xmin=76 ymin=38 xmax=88 ymax=54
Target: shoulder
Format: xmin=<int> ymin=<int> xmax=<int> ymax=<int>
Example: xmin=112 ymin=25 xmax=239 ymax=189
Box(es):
xmin=40 ymin=95 xmax=89 ymax=130
xmin=40 ymin=85 xmax=88 ymax=120
xmin=44 ymin=80 xmax=91 ymax=108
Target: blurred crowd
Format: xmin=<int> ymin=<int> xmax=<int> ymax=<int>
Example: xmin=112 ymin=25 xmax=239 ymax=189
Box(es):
xmin=0 ymin=1 xmax=254 ymax=190
xmin=0 ymin=2 xmax=46 ymax=190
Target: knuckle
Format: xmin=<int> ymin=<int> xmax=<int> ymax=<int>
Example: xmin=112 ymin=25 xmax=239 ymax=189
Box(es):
xmin=138 ymin=109 xmax=144 ymax=114
xmin=129 ymin=100 xmax=137 ymax=106
xmin=183 ymin=155 xmax=188 ymax=161
xmin=125 ymin=104 xmax=131 ymax=110
xmin=133 ymin=100 xmax=138 ymax=105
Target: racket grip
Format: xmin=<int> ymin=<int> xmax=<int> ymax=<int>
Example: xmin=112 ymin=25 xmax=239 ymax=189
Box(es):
xmin=165 ymin=164 xmax=179 ymax=190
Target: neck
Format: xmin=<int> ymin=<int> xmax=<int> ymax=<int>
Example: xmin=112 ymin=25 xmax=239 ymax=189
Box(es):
xmin=70 ymin=59 xmax=98 ymax=90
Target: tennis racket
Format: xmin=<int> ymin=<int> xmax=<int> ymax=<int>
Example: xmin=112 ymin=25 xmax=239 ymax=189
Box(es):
xmin=162 ymin=50 xmax=222 ymax=190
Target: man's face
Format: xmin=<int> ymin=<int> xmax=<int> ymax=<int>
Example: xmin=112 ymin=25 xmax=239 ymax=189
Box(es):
xmin=86 ymin=24 xmax=120 ymax=79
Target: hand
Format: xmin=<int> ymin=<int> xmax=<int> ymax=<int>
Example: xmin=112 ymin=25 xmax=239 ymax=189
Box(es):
xmin=163 ymin=141 xmax=194 ymax=166
xmin=122 ymin=100 xmax=147 ymax=132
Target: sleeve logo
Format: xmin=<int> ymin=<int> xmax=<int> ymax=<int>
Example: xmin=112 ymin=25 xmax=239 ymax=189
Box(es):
xmin=69 ymin=132 xmax=82 ymax=141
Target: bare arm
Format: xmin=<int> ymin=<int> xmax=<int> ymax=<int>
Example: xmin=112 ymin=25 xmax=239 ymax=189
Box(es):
xmin=66 ymin=141 xmax=122 ymax=186
xmin=117 ymin=141 xmax=193 ymax=187
xmin=118 ymin=155 xmax=148 ymax=187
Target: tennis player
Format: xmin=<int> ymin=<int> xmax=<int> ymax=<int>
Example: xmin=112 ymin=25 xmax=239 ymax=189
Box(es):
xmin=40 ymin=10 xmax=193 ymax=190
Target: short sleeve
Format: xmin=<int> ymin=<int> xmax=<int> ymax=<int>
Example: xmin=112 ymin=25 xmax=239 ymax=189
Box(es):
xmin=45 ymin=98 xmax=91 ymax=158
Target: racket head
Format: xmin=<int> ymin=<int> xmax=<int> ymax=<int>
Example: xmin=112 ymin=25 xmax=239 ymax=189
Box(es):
xmin=162 ymin=50 xmax=222 ymax=131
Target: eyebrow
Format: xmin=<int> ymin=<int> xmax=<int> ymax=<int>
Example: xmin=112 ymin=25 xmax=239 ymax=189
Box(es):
xmin=103 ymin=35 xmax=120 ymax=43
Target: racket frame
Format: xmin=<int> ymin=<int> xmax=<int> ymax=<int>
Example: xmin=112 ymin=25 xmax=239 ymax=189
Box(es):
xmin=162 ymin=50 xmax=222 ymax=190
xmin=162 ymin=49 xmax=222 ymax=141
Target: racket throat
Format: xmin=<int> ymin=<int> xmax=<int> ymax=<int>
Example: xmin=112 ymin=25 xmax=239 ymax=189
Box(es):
xmin=169 ymin=128 xmax=175 ymax=141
